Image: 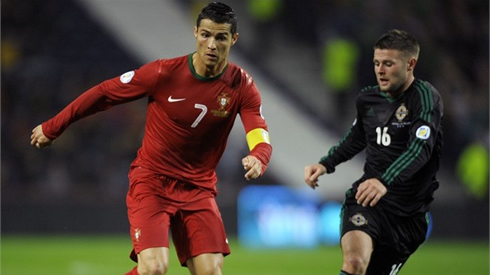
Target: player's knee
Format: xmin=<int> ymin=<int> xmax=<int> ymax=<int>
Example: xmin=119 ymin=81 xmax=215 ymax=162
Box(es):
xmin=137 ymin=259 xmax=169 ymax=275
xmin=343 ymin=254 xmax=369 ymax=274
xmin=192 ymin=256 xmax=223 ymax=275
xmin=201 ymin=261 xmax=223 ymax=275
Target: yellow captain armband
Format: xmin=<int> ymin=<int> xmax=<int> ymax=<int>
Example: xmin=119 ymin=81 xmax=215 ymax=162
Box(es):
xmin=246 ymin=128 xmax=270 ymax=151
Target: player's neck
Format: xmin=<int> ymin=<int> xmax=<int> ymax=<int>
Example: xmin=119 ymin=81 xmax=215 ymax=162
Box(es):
xmin=192 ymin=53 xmax=227 ymax=78
xmin=388 ymin=75 xmax=415 ymax=98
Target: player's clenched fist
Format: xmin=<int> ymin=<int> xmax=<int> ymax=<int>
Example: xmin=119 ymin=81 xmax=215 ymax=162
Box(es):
xmin=242 ymin=155 xmax=262 ymax=181
xmin=30 ymin=125 xmax=53 ymax=149
xmin=304 ymin=163 xmax=326 ymax=190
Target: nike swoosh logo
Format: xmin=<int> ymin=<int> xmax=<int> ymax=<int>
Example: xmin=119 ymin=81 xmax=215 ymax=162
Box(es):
xmin=168 ymin=96 xmax=186 ymax=102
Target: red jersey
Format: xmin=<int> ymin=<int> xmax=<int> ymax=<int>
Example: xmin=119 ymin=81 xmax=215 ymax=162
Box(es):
xmin=42 ymin=54 xmax=272 ymax=192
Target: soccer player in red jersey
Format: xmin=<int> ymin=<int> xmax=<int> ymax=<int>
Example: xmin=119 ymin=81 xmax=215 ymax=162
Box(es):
xmin=30 ymin=2 xmax=272 ymax=274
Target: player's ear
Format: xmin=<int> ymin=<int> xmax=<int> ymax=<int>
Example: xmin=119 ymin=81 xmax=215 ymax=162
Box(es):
xmin=194 ymin=26 xmax=198 ymax=39
xmin=407 ymin=57 xmax=417 ymax=72
xmin=231 ymin=32 xmax=239 ymax=46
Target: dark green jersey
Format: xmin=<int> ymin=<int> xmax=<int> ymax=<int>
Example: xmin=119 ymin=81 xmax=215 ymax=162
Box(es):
xmin=320 ymin=79 xmax=443 ymax=216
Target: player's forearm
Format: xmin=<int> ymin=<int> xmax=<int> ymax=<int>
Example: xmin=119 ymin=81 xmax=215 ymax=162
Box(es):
xmin=320 ymin=126 xmax=366 ymax=173
xmin=42 ymin=86 xmax=110 ymax=139
xmin=248 ymin=142 xmax=272 ymax=175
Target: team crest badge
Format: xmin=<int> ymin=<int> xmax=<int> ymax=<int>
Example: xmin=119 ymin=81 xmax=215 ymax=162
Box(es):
xmin=134 ymin=228 xmax=141 ymax=242
xmin=349 ymin=213 xmax=368 ymax=226
xmin=395 ymin=103 xmax=408 ymax=122
xmin=211 ymin=92 xmax=231 ymax=117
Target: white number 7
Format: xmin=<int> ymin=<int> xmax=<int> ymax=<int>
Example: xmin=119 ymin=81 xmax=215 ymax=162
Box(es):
xmin=191 ymin=104 xmax=207 ymax=128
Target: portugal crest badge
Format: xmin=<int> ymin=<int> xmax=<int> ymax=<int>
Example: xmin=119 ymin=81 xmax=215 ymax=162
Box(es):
xmin=134 ymin=228 xmax=141 ymax=242
xmin=212 ymin=92 xmax=231 ymax=117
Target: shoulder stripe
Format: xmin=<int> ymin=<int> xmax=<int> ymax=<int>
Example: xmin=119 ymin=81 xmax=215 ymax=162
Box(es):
xmin=414 ymin=81 xmax=433 ymax=123
xmin=360 ymin=85 xmax=378 ymax=93
xmin=382 ymin=138 xmax=425 ymax=185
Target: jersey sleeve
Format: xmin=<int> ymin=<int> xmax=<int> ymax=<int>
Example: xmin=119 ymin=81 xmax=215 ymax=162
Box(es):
xmin=319 ymin=96 xmax=367 ymax=173
xmin=42 ymin=61 xmax=160 ymax=139
xmin=379 ymin=81 xmax=443 ymax=186
xmin=238 ymin=75 xmax=272 ymax=174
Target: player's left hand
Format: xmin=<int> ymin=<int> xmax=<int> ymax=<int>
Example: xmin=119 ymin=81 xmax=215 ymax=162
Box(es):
xmin=356 ymin=178 xmax=387 ymax=207
xmin=242 ymin=155 xmax=262 ymax=181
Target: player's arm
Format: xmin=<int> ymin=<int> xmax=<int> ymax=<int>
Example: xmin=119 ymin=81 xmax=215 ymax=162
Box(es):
xmin=305 ymin=97 xmax=366 ymax=189
xmin=31 ymin=61 xmax=159 ymax=146
xmin=242 ymin=128 xmax=272 ymax=180
xmin=379 ymin=82 xmax=443 ymax=186
xmin=239 ymin=78 xmax=272 ymax=181
xmin=319 ymin=110 xmax=367 ymax=174
xmin=304 ymin=116 xmax=365 ymax=189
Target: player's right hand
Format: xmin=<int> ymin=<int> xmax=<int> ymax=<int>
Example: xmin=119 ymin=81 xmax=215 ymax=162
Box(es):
xmin=30 ymin=124 xmax=53 ymax=149
xmin=304 ymin=164 xmax=327 ymax=190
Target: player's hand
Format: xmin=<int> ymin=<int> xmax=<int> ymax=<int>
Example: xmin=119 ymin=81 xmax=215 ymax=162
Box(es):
xmin=355 ymin=178 xmax=387 ymax=207
xmin=242 ymin=155 xmax=262 ymax=181
xmin=304 ymin=164 xmax=326 ymax=190
xmin=30 ymin=124 xmax=53 ymax=149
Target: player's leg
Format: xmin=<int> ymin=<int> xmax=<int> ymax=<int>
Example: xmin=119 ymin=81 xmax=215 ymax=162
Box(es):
xmin=186 ymin=253 xmax=224 ymax=275
xmin=170 ymin=196 xmax=230 ymax=274
xmin=365 ymin=212 xmax=429 ymax=275
xmin=126 ymin=168 xmax=178 ymax=275
xmin=134 ymin=247 xmax=171 ymax=275
xmin=340 ymin=230 xmax=373 ymax=275
xmin=339 ymin=189 xmax=380 ymax=275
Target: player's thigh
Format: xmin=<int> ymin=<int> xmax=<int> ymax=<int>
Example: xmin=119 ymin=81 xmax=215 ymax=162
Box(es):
xmin=171 ymin=197 xmax=230 ymax=266
xmin=137 ymin=247 xmax=171 ymax=274
xmin=186 ymin=253 xmax=224 ymax=275
xmin=341 ymin=230 xmax=373 ymax=264
xmin=366 ymin=213 xmax=428 ymax=275
xmin=127 ymin=172 xmax=176 ymax=255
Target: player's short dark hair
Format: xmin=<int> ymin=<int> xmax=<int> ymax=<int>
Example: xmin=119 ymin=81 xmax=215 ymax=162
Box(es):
xmin=197 ymin=2 xmax=238 ymax=35
xmin=374 ymin=29 xmax=420 ymax=59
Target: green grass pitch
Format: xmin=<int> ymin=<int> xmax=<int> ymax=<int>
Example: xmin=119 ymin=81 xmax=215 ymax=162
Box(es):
xmin=1 ymin=235 xmax=488 ymax=274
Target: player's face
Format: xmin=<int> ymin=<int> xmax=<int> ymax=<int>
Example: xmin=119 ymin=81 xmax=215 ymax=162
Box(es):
xmin=194 ymin=19 xmax=238 ymax=75
xmin=373 ymin=49 xmax=415 ymax=97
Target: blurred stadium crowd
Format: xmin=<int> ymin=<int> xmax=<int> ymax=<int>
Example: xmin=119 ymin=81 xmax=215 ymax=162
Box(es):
xmin=2 ymin=0 xmax=488 ymax=208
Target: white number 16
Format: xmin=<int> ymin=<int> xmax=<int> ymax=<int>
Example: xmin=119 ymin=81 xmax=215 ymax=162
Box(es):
xmin=376 ymin=126 xmax=391 ymax=146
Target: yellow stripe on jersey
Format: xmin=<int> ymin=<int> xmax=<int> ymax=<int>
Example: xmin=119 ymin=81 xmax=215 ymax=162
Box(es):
xmin=246 ymin=128 xmax=270 ymax=151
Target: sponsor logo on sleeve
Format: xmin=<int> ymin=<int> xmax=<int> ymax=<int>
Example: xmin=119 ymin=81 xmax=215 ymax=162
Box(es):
xmin=120 ymin=71 xmax=135 ymax=84
xmin=416 ymin=125 xmax=431 ymax=140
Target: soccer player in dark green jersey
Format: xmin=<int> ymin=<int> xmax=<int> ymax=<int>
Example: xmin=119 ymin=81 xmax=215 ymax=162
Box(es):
xmin=304 ymin=29 xmax=443 ymax=275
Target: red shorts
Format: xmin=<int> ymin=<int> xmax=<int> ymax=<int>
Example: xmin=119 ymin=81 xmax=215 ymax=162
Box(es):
xmin=126 ymin=166 xmax=230 ymax=266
